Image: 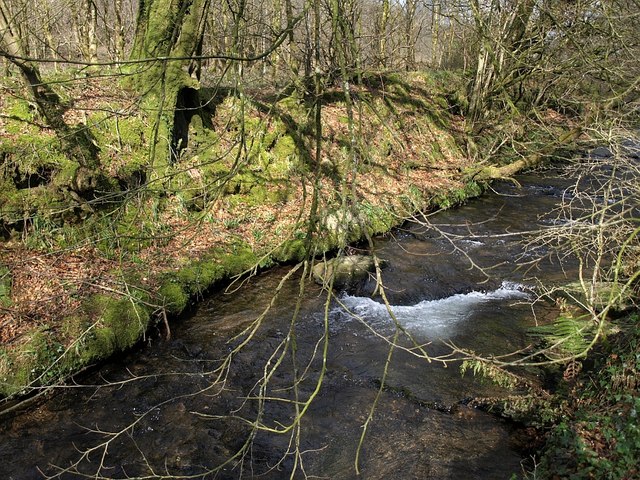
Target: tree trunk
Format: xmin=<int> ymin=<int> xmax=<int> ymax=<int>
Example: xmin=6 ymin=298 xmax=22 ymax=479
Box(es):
xmin=130 ymin=0 xmax=211 ymax=167
xmin=467 ymin=125 xmax=583 ymax=182
xmin=0 ymin=0 xmax=100 ymax=192
xmin=467 ymin=0 xmax=537 ymax=125
xmin=1 ymin=2 xmax=83 ymax=138
xmin=43 ymin=1 xmax=57 ymax=67
xmin=70 ymin=1 xmax=89 ymax=60
xmin=405 ymin=0 xmax=417 ymax=71
xmin=284 ymin=0 xmax=297 ymax=74
xmin=431 ymin=1 xmax=440 ymax=68
xmin=377 ymin=0 xmax=390 ymax=68
xmin=87 ymin=0 xmax=99 ymax=63
xmin=114 ymin=0 xmax=126 ymax=61
xmin=270 ymin=0 xmax=282 ymax=80
xmin=468 ymin=46 xmax=496 ymax=123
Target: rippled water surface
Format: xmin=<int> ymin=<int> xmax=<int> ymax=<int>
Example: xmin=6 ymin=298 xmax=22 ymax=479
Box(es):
xmin=0 ymin=172 xmax=578 ymax=479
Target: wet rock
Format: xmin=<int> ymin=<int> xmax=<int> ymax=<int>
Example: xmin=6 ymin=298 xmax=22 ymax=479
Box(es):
xmin=312 ymin=255 xmax=384 ymax=289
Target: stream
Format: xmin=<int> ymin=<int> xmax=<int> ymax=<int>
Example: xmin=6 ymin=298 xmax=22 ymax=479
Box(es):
xmin=0 ymin=171 xmax=580 ymax=479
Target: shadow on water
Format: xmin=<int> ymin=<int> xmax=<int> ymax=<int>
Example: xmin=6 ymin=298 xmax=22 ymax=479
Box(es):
xmin=0 ymin=171 xmax=579 ymax=479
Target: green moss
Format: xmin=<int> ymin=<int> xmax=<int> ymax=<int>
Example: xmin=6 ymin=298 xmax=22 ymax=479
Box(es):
xmin=175 ymin=261 xmax=225 ymax=296
xmin=51 ymin=160 xmax=79 ymax=188
xmin=398 ymin=185 xmax=426 ymax=213
xmin=89 ymin=111 xmax=150 ymax=182
xmin=194 ymin=260 xmax=227 ymax=287
xmin=95 ymin=202 xmax=171 ymax=254
xmin=431 ymin=182 xmax=483 ymax=210
xmin=0 ymin=266 xmax=11 ymax=306
xmin=274 ymin=239 xmax=307 ymax=262
xmin=245 ymin=185 xmax=269 ymax=205
xmin=60 ymin=314 xmax=88 ymax=340
xmin=434 ymin=95 xmax=450 ymax=110
xmin=83 ymin=327 xmax=117 ymax=360
xmin=430 ymin=141 xmax=445 ymax=161
xmin=158 ymin=281 xmax=189 ymax=314
xmin=0 ymin=327 xmax=66 ymax=396
xmin=537 ymin=324 xmax=640 ymax=479
xmin=1 ymin=132 xmax=68 ymax=178
xmin=0 ymin=347 xmax=32 ymax=397
xmin=6 ymin=97 xmax=36 ymax=123
xmin=63 ymin=323 xmax=117 ymax=367
xmin=276 ymin=92 xmax=306 ymax=118
xmin=360 ymin=202 xmax=397 ymax=236
xmin=0 ymin=174 xmax=17 ymax=198
xmin=235 ymin=184 xmax=289 ymax=207
xmin=262 ymin=125 xmax=284 ymax=150
xmin=465 ymin=181 xmax=483 ymax=198
xmin=90 ymin=112 xmax=146 ymax=148
xmin=272 ymin=134 xmax=297 ymax=156
xmin=220 ymin=246 xmax=259 ymax=276
xmin=156 ymin=247 xmax=259 ymax=315
xmin=90 ymin=294 xmax=151 ymax=350
xmin=269 ymin=135 xmax=297 ymax=175
xmin=65 ymin=289 xmax=154 ymax=365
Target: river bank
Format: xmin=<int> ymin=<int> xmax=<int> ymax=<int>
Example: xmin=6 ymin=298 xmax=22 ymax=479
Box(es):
xmin=1 ymin=70 xmax=511 ymax=401
xmin=0 ymin=169 xmax=574 ymax=479
xmin=4 ymin=161 xmax=635 ymax=479
xmin=11 ymin=65 xmax=634 ymax=480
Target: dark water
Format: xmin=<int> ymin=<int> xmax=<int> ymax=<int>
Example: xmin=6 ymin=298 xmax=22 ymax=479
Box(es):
xmin=0 ymin=171 xmax=577 ymax=479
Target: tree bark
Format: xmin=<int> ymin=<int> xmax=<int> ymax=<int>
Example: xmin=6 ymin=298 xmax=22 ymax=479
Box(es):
xmin=270 ymin=0 xmax=282 ymax=79
xmin=87 ymin=0 xmax=99 ymax=63
xmin=0 ymin=0 xmax=99 ymax=179
xmin=114 ymin=0 xmax=126 ymax=61
xmin=467 ymin=0 xmax=537 ymax=125
xmin=130 ymin=0 xmax=211 ymax=166
xmin=70 ymin=0 xmax=89 ymax=60
xmin=467 ymin=125 xmax=583 ymax=182
xmin=377 ymin=0 xmax=390 ymax=68
xmin=404 ymin=0 xmax=417 ymax=71
xmin=43 ymin=1 xmax=57 ymax=67
xmin=430 ymin=0 xmax=441 ymax=68
xmin=284 ymin=0 xmax=297 ymax=74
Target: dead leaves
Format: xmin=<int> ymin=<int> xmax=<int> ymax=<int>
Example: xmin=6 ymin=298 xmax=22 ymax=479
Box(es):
xmin=0 ymin=246 xmax=118 ymax=344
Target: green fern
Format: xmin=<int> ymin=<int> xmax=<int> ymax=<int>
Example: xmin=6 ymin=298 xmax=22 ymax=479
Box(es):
xmin=529 ymin=313 xmax=595 ymax=359
xmin=460 ymin=358 xmax=519 ymax=389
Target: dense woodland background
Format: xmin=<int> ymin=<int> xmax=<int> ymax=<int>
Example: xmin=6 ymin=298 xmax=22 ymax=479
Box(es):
xmin=1 ymin=0 xmax=638 ymax=224
xmin=2 ymin=0 xmax=637 ymax=129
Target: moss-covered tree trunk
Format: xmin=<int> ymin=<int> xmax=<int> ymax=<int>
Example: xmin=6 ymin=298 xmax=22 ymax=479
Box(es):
xmin=404 ymin=0 xmax=417 ymax=71
xmin=376 ymin=0 xmax=390 ymax=68
xmin=0 ymin=0 xmax=100 ymax=194
xmin=130 ymin=0 xmax=211 ymax=170
xmin=467 ymin=125 xmax=584 ymax=182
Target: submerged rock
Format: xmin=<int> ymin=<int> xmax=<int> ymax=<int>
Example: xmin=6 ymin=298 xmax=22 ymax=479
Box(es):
xmin=312 ymin=255 xmax=384 ymax=289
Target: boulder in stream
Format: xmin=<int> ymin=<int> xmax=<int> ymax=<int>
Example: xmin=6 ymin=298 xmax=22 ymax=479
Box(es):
xmin=312 ymin=255 xmax=383 ymax=289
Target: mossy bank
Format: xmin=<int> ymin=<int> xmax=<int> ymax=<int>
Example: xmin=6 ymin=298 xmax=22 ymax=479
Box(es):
xmin=0 ymin=69 xmax=561 ymax=403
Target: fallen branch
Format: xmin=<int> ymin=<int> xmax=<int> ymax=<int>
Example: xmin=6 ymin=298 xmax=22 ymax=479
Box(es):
xmin=467 ymin=125 xmax=584 ymax=182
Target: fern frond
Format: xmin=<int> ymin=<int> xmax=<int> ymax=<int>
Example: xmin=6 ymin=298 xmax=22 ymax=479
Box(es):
xmin=529 ymin=313 xmax=595 ymax=359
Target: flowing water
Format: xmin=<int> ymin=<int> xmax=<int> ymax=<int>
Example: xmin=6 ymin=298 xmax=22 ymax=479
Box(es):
xmin=0 ymin=171 xmax=580 ymax=479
